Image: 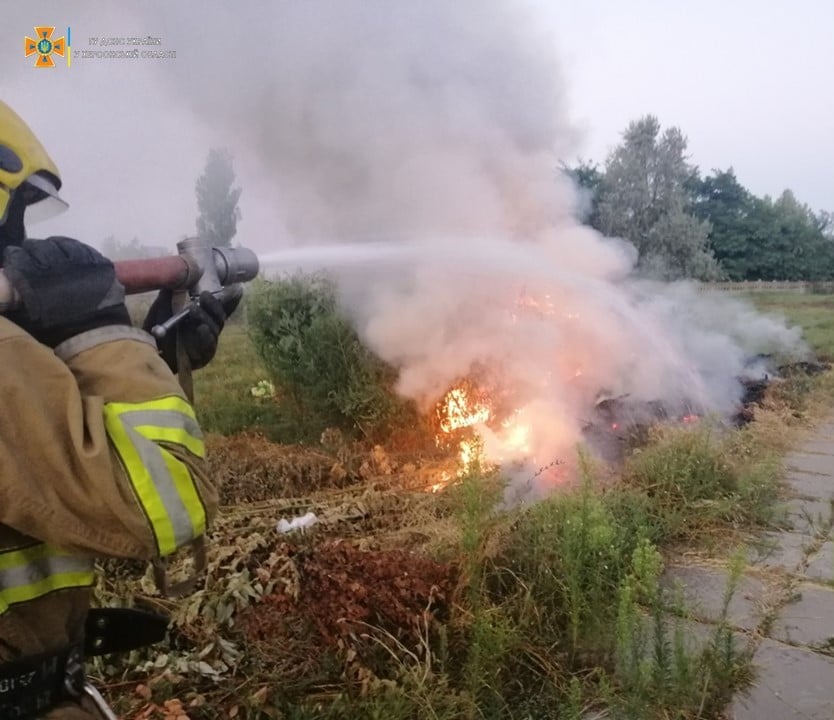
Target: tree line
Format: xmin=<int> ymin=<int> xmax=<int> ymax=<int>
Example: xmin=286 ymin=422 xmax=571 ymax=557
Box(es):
xmin=568 ymin=115 xmax=834 ymax=281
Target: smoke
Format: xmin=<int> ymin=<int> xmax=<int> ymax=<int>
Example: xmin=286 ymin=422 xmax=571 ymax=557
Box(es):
xmin=148 ymin=1 xmax=806 ymax=479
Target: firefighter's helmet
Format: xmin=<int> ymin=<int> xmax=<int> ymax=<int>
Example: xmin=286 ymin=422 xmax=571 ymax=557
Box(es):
xmin=0 ymin=100 xmax=67 ymax=227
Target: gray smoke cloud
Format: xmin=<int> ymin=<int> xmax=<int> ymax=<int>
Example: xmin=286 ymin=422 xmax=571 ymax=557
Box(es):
xmin=139 ymin=0 xmax=579 ymax=245
xmin=113 ymin=3 xmax=816 ymax=478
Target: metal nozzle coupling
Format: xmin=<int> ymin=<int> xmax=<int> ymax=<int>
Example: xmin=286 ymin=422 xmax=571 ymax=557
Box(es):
xmin=150 ymin=239 xmax=258 ymax=340
xmin=213 ymin=246 xmax=260 ymax=285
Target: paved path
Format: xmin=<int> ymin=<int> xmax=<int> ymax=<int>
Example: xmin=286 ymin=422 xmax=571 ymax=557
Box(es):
xmin=664 ymin=420 xmax=834 ymax=719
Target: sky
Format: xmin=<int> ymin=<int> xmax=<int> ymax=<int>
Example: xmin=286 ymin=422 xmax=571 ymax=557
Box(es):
xmin=1 ymin=0 xmax=832 ymax=255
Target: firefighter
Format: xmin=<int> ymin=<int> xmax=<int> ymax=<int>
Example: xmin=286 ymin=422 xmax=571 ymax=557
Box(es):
xmin=0 ymin=100 xmax=232 ymax=718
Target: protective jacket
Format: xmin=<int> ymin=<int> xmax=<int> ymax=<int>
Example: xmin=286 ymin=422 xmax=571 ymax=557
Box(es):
xmin=0 ymin=319 xmax=218 ymax=719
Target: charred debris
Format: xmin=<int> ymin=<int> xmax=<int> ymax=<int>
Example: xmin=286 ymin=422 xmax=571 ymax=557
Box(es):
xmin=582 ymin=355 xmax=830 ymax=462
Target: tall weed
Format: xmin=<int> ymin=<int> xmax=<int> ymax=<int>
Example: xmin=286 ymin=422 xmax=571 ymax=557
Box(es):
xmin=247 ymin=275 xmax=418 ymax=441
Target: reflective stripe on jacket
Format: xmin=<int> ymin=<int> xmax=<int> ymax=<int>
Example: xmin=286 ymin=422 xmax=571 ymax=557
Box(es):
xmin=0 ymin=543 xmax=94 ymax=615
xmin=103 ymin=395 xmax=207 ymax=557
xmin=0 ymin=322 xmax=217 ymax=672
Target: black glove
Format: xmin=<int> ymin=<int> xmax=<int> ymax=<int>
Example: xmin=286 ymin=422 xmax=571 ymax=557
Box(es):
xmin=3 ymin=236 xmax=130 ymax=348
xmin=143 ymin=288 xmax=241 ymax=373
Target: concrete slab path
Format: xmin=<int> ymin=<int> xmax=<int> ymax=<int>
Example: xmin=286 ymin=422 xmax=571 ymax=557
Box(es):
xmin=683 ymin=420 xmax=834 ymax=718
xmin=656 ymin=420 xmax=834 ymax=718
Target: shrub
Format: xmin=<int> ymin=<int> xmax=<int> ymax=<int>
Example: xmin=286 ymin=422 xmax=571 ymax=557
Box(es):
xmin=247 ymin=274 xmax=418 ymax=441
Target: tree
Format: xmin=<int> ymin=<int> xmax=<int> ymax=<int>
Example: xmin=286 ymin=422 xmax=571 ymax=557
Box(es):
xmin=772 ymin=191 xmax=834 ymax=280
xmin=691 ymin=168 xmax=755 ymax=280
xmin=562 ymin=159 xmax=603 ymax=226
xmin=570 ymin=115 xmax=834 ymax=281
xmin=692 ymin=170 xmax=834 ymax=281
xmin=594 ymin=116 xmax=720 ymax=280
xmin=816 ymin=210 xmax=834 ymax=240
xmin=195 ymin=148 xmax=242 ymax=247
xmin=643 ymin=200 xmax=721 ymax=280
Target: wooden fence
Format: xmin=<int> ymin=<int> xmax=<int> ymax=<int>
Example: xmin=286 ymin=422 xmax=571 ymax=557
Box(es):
xmin=698 ymin=280 xmax=834 ymax=294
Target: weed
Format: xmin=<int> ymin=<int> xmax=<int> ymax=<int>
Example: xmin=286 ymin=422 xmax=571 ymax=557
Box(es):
xmin=622 ymin=422 xmax=782 ymax=541
xmin=605 ymin=543 xmax=751 ymax=719
xmin=247 ymin=275 xmax=419 ymax=442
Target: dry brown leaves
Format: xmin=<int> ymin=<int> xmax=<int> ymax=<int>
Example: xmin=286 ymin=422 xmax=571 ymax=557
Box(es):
xmin=207 ymin=432 xmax=356 ymax=503
xmin=238 ymin=541 xmax=457 ymax=651
xmin=102 ymin=436 xmax=461 ymax=715
xmin=129 ymin=691 xmax=192 ymax=720
xmin=208 ymin=431 xmax=452 ymax=506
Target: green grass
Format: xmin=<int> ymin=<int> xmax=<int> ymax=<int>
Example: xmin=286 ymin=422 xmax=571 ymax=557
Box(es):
xmin=191 ymin=324 xmax=283 ymax=437
xmin=247 ymin=276 xmax=419 ymax=443
xmin=745 ymin=292 xmax=834 ymax=358
xmin=622 ymin=421 xmax=782 ymax=542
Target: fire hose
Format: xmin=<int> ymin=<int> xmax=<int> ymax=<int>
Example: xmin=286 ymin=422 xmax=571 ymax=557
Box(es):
xmin=0 ymin=236 xmax=260 ymax=325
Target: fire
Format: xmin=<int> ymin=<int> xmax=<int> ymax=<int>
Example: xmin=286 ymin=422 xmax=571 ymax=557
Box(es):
xmin=516 ymin=292 xmax=556 ymax=317
xmin=428 ymin=471 xmax=453 ymax=494
xmin=429 ymin=383 xmax=494 ymax=492
xmin=437 ymin=385 xmax=491 ymax=432
xmin=499 ymin=414 xmax=532 ymax=457
xmin=424 ymin=441 xmax=481 ymax=493
xmin=428 ymin=381 xmax=538 ymax=493
xmin=459 ymin=439 xmax=477 ymax=471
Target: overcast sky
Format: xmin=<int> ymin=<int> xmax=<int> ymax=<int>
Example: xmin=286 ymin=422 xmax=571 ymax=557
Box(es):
xmin=2 ymin=1 xmax=832 ymax=256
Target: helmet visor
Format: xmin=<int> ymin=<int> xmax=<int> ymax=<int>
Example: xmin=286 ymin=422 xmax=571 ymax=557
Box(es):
xmin=20 ymin=172 xmax=69 ymax=224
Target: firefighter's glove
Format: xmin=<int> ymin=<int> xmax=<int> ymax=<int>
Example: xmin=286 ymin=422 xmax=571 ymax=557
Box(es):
xmin=143 ymin=288 xmax=241 ymax=373
xmin=3 ymin=236 xmax=130 ymax=348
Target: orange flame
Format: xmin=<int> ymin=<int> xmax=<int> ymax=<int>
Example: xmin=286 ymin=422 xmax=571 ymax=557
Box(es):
xmin=429 ymin=382 xmax=541 ymax=492
xmin=499 ymin=414 xmax=532 ymax=457
xmin=428 ymin=471 xmax=453 ymax=493
xmin=437 ymin=386 xmax=491 ymax=432
xmin=459 ymin=439 xmax=478 ymax=470
xmin=428 ymin=383 xmax=494 ymax=492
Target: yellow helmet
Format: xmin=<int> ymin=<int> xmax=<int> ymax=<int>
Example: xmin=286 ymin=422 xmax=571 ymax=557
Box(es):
xmin=0 ymin=100 xmax=67 ymax=227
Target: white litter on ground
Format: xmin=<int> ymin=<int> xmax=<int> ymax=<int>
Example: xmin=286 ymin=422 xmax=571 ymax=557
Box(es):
xmin=276 ymin=512 xmax=318 ymax=534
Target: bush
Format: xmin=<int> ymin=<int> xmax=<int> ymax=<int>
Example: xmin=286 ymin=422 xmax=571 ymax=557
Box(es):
xmin=248 ymin=274 xmax=418 ymax=442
